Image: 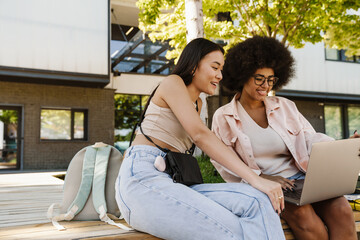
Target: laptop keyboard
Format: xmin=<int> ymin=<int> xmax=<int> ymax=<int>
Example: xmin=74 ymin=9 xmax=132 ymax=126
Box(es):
xmin=283 ymin=179 xmax=304 ymax=201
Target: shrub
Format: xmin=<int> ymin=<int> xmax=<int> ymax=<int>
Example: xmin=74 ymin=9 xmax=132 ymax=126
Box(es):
xmin=197 ymin=154 xmax=225 ymax=183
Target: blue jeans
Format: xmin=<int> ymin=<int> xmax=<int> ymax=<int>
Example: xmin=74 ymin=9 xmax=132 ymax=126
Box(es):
xmin=287 ymin=171 xmax=306 ymax=180
xmin=115 ymin=145 xmax=285 ymax=240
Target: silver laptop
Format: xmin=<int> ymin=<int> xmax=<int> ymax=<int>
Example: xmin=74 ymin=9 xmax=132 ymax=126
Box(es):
xmin=284 ymin=138 xmax=360 ymax=206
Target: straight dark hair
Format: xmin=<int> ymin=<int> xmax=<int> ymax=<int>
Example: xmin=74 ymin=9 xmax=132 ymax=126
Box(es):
xmin=129 ymin=38 xmax=224 ymax=147
xmin=171 ymin=38 xmax=224 ymax=86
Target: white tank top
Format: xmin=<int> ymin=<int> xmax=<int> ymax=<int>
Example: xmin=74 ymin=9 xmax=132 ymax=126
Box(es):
xmin=237 ymin=102 xmax=298 ymax=178
xmin=138 ymin=101 xmax=193 ymax=153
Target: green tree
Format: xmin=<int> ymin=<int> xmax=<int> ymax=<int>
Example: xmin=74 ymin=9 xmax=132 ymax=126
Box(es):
xmin=0 ymin=110 xmax=18 ymax=124
xmin=324 ymin=11 xmax=360 ymax=57
xmin=137 ymin=0 xmax=360 ymax=59
xmin=114 ymin=94 xmax=149 ymax=141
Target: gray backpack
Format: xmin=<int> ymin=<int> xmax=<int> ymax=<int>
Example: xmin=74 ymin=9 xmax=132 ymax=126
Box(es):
xmin=47 ymin=142 xmax=132 ymax=231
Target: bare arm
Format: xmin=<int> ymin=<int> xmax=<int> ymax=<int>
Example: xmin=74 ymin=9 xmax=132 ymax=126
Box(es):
xmin=156 ymin=76 xmax=284 ymax=213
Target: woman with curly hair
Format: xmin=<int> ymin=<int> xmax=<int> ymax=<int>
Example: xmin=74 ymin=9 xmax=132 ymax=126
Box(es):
xmin=211 ymin=36 xmax=358 ymax=240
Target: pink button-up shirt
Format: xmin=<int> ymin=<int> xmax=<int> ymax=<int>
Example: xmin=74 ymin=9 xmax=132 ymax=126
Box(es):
xmin=211 ymin=93 xmax=334 ymax=183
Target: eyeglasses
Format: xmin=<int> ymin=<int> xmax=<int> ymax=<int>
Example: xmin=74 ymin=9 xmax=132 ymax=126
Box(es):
xmin=253 ymin=74 xmax=279 ymax=87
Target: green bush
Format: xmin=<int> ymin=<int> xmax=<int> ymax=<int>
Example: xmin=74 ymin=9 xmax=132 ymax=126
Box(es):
xmin=197 ymin=155 xmax=225 ymax=183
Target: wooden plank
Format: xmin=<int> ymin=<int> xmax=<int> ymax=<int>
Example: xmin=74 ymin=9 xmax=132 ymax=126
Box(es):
xmin=80 ymin=233 xmax=161 ymax=240
xmin=0 ymin=221 xmax=110 ymax=237
xmin=0 ymin=221 xmax=159 ymax=240
xmin=354 ymin=210 xmax=360 ymax=221
xmin=1 ymin=172 xmax=360 ymax=240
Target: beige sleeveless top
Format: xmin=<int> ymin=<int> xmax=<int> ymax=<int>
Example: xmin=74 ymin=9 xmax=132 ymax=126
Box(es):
xmin=138 ymin=101 xmax=193 ymax=152
xmin=237 ymin=102 xmax=298 ymax=178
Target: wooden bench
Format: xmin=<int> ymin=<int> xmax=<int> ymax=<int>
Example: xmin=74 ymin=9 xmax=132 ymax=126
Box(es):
xmin=1 ymin=172 xmax=359 ymax=239
xmin=1 ymin=211 xmax=359 ymax=240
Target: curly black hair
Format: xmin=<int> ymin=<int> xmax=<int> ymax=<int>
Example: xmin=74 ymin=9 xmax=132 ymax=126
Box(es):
xmin=221 ymin=36 xmax=295 ymax=92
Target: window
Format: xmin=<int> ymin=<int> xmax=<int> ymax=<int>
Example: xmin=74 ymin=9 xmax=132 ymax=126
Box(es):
xmin=325 ymin=48 xmax=338 ymax=60
xmin=324 ymin=105 xmax=343 ymax=140
xmin=325 ymin=48 xmax=360 ymax=63
xmin=40 ymin=109 xmax=87 ymax=140
xmin=114 ymin=94 xmax=149 ymax=153
xmin=324 ymin=104 xmax=360 ymax=139
xmin=348 ymin=106 xmax=360 ymax=137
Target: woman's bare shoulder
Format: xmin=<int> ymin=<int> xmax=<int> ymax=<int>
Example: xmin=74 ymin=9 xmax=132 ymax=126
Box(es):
xmin=152 ymin=74 xmax=186 ymax=107
xmin=159 ymin=74 xmax=184 ymax=89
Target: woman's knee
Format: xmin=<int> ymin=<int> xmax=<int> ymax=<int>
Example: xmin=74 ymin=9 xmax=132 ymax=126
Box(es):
xmin=283 ymin=205 xmax=322 ymax=231
xmin=325 ymin=197 xmax=354 ymax=223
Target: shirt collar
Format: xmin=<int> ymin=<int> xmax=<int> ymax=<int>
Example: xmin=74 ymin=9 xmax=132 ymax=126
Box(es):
xmin=222 ymin=92 xmax=280 ymax=119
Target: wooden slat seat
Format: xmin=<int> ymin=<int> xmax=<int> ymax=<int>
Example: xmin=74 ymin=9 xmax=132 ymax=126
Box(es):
xmin=1 ymin=211 xmax=359 ymax=240
xmin=1 ymin=172 xmax=359 ymax=239
xmin=0 ymin=220 xmax=160 ymax=240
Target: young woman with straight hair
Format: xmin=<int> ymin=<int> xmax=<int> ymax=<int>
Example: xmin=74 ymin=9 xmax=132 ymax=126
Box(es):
xmin=115 ymin=38 xmax=285 ymax=240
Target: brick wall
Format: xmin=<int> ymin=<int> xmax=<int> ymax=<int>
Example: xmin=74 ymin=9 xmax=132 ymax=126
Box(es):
xmin=0 ymin=81 xmax=114 ymax=170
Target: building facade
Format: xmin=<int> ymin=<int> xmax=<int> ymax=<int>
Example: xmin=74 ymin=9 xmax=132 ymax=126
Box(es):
xmin=1 ymin=0 xmax=358 ymax=171
xmin=0 ymin=0 xmax=114 ymax=170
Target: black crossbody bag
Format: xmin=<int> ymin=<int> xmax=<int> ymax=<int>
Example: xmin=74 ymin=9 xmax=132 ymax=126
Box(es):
xmin=129 ymin=88 xmax=203 ymax=186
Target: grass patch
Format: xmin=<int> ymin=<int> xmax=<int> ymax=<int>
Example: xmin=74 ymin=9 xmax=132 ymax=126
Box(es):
xmin=197 ymin=154 xmax=225 ymax=183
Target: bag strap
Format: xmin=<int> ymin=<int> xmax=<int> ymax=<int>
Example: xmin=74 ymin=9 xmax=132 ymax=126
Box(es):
xmin=92 ymin=145 xmax=112 ymax=216
xmin=92 ymin=145 xmax=133 ymax=231
xmin=129 ymin=86 xmax=159 ymax=147
xmin=129 ymin=85 xmax=198 ymax=155
xmin=139 ymin=114 xmax=197 ymax=155
xmin=48 ymin=145 xmax=133 ymax=231
xmin=139 ymin=124 xmax=169 ymax=153
xmin=66 ymin=146 xmax=97 ymax=216
xmin=47 ymin=146 xmax=97 ymax=230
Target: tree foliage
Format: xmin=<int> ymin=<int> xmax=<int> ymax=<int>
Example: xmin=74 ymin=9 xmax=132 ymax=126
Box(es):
xmin=137 ymin=0 xmax=360 ymax=59
xmin=114 ymin=94 xmax=149 ymax=141
xmin=0 ymin=110 xmax=18 ymax=124
xmin=324 ymin=8 xmax=360 ymax=56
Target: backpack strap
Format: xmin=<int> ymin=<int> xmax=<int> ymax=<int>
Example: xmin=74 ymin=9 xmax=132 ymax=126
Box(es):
xmin=47 ymin=146 xmax=97 ymax=230
xmin=92 ymin=145 xmax=133 ymax=230
xmin=48 ymin=144 xmax=133 ymax=231
xmin=67 ymin=146 xmax=97 ymax=215
xmin=92 ymin=145 xmax=111 ymax=214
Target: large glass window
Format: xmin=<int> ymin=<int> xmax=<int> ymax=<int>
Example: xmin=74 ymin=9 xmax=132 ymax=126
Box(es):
xmin=324 ymin=105 xmax=343 ymax=140
xmin=40 ymin=109 xmax=87 ymax=140
xmin=74 ymin=112 xmax=85 ymax=139
xmin=348 ymin=105 xmax=360 ymax=137
xmin=0 ymin=108 xmax=20 ymax=170
xmin=324 ymin=104 xmax=360 ymax=139
xmin=114 ymin=94 xmax=149 ymax=153
xmin=325 ymin=48 xmax=360 ymax=63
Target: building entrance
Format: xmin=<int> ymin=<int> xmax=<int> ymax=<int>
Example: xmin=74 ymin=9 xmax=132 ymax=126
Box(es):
xmin=0 ymin=106 xmax=22 ymax=170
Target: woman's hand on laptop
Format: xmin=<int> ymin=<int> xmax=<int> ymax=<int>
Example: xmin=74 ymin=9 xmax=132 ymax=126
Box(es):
xmin=260 ymin=174 xmax=296 ymax=191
